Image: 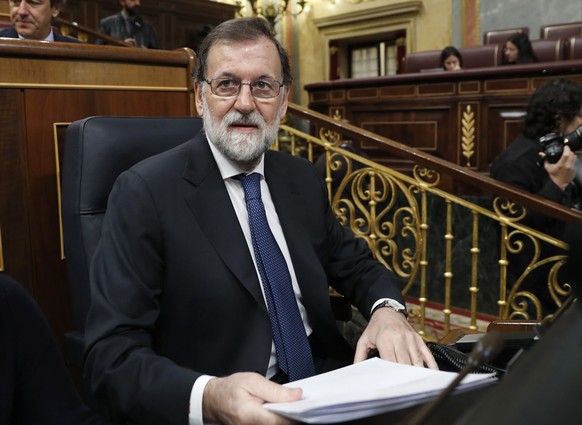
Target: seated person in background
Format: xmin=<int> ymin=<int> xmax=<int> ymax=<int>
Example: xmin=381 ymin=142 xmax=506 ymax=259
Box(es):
xmin=0 ymin=273 xmax=111 ymax=425
xmin=502 ymin=32 xmax=537 ymax=64
xmin=490 ymin=78 xmax=582 ymax=314
xmin=84 ymin=16 xmax=436 ymax=425
xmin=97 ymin=0 xmax=159 ymax=48
xmin=439 ymin=46 xmax=463 ymax=71
xmin=0 ymin=0 xmax=83 ymax=42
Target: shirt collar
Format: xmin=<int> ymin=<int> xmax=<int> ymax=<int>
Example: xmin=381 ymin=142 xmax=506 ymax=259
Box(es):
xmin=18 ymin=28 xmax=55 ymax=42
xmin=206 ymin=136 xmax=265 ymax=180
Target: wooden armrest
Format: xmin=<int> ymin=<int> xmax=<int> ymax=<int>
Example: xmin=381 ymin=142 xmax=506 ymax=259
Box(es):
xmin=486 ymin=320 xmax=540 ymax=333
xmin=438 ymin=328 xmax=481 ymax=345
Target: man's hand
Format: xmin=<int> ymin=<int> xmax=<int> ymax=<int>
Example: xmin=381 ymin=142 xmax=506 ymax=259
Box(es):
xmin=543 ymin=145 xmax=578 ymax=190
xmin=203 ymin=372 xmax=302 ymax=425
xmin=354 ymin=308 xmax=438 ymax=369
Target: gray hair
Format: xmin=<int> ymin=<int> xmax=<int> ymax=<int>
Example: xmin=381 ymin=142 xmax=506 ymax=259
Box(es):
xmin=193 ymin=17 xmax=292 ymax=87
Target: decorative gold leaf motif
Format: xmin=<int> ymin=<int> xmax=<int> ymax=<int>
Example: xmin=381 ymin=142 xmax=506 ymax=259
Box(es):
xmin=461 ymin=105 xmax=475 ymax=167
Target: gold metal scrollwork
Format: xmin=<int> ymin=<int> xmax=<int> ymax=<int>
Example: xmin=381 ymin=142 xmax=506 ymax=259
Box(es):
xmin=461 ymin=105 xmax=475 ymax=167
xmin=279 ymin=114 xmax=570 ymax=329
xmin=493 ymin=195 xmax=570 ymax=320
xmin=319 ymin=109 xmax=345 ymax=146
xmin=330 ymin=163 xmax=422 ymax=292
xmin=412 ymin=165 xmax=440 ymax=188
xmin=493 ymin=196 xmax=527 ymax=223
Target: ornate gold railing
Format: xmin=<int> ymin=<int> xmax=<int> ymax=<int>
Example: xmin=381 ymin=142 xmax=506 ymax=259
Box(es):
xmin=279 ymin=104 xmax=580 ymax=339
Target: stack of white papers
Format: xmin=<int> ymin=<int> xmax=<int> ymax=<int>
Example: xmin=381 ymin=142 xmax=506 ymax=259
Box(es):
xmin=264 ymin=357 xmax=496 ymax=423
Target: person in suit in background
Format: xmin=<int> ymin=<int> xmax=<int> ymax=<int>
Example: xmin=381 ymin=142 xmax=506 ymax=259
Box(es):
xmin=1 ymin=0 xmax=82 ymax=42
xmin=0 ymin=273 xmax=111 ymax=425
xmin=84 ymin=16 xmax=436 ymax=425
xmin=439 ymin=46 xmax=463 ymax=71
xmin=502 ymin=32 xmax=537 ymax=65
xmin=97 ymin=0 xmax=159 ymax=48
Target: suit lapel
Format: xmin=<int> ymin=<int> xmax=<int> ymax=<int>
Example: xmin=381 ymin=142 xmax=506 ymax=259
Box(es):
xmin=182 ymin=134 xmax=266 ymax=310
xmin=263 ymin=153 xmax=323 ymax=305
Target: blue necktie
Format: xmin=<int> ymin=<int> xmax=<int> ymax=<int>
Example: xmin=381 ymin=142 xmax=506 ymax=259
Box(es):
xmin=237 ymin=173 xmax=315 ymax=381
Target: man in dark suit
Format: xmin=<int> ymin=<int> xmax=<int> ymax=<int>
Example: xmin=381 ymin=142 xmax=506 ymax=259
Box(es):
xmin=84 ymin=17 xmax=436 ymax=425
xmin=1 ymin=0 xmax=82 ymax=42
xmin=0 ymin=273 xmax=110 ymax=425
xmin=96 ymin=0 xmax=158 ymax=49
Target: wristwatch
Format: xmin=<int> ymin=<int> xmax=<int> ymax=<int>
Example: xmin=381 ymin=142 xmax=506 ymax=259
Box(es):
xmin=371 ymin=299 xmax=407 ymax=317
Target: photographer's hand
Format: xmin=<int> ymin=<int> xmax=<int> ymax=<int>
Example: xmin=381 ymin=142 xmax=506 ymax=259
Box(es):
xmin=543 ymin=145 xmax=578 ymax=190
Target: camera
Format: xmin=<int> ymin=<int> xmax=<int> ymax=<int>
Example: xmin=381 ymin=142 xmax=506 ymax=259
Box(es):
xmin=539 ymin=124 xmax=582 ymax=164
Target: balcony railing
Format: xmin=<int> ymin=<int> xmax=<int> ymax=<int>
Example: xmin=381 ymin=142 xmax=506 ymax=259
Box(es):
xmin=280 ymin=103 xmax=580 ymax=339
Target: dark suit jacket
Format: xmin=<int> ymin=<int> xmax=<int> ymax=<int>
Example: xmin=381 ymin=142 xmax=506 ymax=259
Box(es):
xmin=490 ymin=133 xmax=582 ymax=313
xmin=0 ymin=274 xmax=110 ymax=425
xmin=96 ymin=12 xmax=159 ymax=49
xmin=84 ymin=132 xmax=404 ymax=425
xmin=0 ymin=27 xmax=83 ymax=43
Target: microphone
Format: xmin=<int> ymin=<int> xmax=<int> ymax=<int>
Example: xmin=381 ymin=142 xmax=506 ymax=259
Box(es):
xmin=405 ymin=331 xmax=505 ymax=425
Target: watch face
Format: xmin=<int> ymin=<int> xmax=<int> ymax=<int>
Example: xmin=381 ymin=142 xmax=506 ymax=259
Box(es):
xmin=373 ymin=300 xmax=406 ymax=316
xmin=391 ymin=302 xmax=405 ymax=311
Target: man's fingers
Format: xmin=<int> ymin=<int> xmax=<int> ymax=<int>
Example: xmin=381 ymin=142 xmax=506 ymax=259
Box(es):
xmin=354 ymin=341 xmax=373 ymax=363
xmin=420 ymin=345 xmax=439 ymax=369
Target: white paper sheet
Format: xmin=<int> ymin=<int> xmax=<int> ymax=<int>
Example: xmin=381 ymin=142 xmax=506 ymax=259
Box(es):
xmin=264 ymin=357 xmax=496 ymax=423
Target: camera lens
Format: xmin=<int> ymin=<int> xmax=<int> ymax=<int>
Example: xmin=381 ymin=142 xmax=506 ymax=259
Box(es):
xmin=564 ymin=125 xmax=582 ymax=152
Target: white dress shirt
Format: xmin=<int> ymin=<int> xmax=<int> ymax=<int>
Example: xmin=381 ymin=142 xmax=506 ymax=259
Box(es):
xmin=188 ymin=138 xmax=403 ymax=424
xmin=17 ymin=29 xmax=55 ymax=42
xmin=189 ymin=138 xmax=312 ymax=425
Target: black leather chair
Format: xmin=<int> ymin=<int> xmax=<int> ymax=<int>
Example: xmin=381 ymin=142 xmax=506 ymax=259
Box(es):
xmin=61 ymin=115 xmax=353 ymax=398
xmin=61 ymin=116 xmax=203 ymax=373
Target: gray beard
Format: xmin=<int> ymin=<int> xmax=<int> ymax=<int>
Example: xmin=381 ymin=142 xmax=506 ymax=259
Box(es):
xmin=202 ymin=92 xmax=283 ymax=170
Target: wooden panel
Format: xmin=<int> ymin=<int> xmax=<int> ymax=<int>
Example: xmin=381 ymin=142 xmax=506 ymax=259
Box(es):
xmin=0 ymin=90 xmax=32 ymax=283
xmin=418 ymin=82 xmax=455 ymax=96
xmin=311 ymin=92 xmax=328 ymax=102
xmin=21 ymin=89 xmax=189 ymax=346
xmin=305 ymin=60 xmax=582 ymax=177
xmin=61 ymin=0 xmax=237 ymax=50
xmin=348 ymin=88 xmax=378 ymax=100
xmin=483 ymin=102 xmax=528 ymax=167
xmin=0 ymin=58 xmax=188 ymax=90
xmin=0 ymin=41 xmax=195 ymax=353
xmin=330 ymin=90 xmax=346 ymax=100
xmin=484 ymin=78 xmax=530 ymax=93
xmin=459 ymin=81 xmax=480 ymax=94
xmin=379 ymin=85 xmax=416 ymax=97
xmin=353 ymin=107 xmax=455 ymax=169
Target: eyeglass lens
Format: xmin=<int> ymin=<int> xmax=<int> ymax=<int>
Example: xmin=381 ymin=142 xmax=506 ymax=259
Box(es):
xmin=207 ymin=78 xmax=281 ymax=98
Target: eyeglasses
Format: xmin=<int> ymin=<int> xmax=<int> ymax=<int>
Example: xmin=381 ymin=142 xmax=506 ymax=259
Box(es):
xmin=204 ymin=78 xmax=283 ymax=99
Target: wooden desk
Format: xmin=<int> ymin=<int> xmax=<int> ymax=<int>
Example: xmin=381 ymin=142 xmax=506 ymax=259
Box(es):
xmin=305 ymin=61 xmax=582 ymax=180
xmin=0 ymin=39 xmax=196 ymax=351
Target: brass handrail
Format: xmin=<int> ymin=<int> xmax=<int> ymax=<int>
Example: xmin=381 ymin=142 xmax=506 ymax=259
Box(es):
xmin=281 ymin=103 xmax=579 ymax=337
xmin=287 ymin=103 xmax=582 ymax=223
xmin=53 ymin=17 xmax=130 ymax=47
